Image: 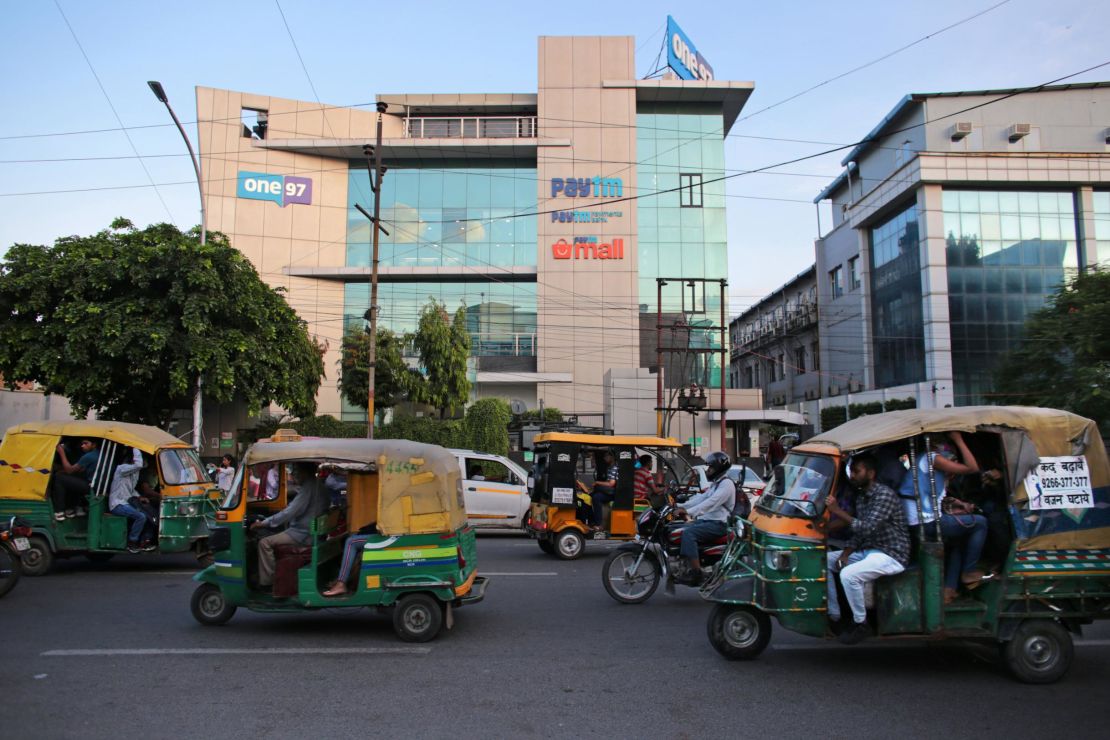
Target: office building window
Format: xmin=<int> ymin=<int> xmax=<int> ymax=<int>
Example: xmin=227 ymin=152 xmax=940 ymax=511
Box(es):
xmin=794 ymin=347 xmax=806 ymax=375
xmin=870 ymin=202 xmax=925 ymax=388
xmin=829 ymin=266 xmax=844 ymax=298
xmin=679 ymin=173 xmax=703 ymax=207
xmin=811 ymin=341 xmax=820 ymax=371
xmin=241 ymin=108 xmax=268 ymax=139
xmin=942 ymin=189 xmax=1079 ymax=404
xmin=848 ymin=256 xmax=860 ymax=291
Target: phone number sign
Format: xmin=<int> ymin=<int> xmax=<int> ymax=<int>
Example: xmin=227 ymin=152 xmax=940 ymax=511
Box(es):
xmin=1025 ymin=456 xmax=1093 ymax=510
xmin=236 ymin=171 xmax=312 ymax=207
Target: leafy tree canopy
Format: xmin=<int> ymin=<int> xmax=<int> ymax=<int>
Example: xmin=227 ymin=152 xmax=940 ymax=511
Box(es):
xmin=410 ymin=299 xmax=471 ymax=417
xmin=993 ymin=269 xmax=1110 ymax=436
xmin=0 ymin=219 xmax=324 ymax=425
xmin=338 ymin=326 xmax=418 ymax=415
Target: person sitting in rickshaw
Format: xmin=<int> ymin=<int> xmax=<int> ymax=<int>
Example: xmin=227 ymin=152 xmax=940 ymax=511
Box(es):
xmin=249 ymin=462 xmax=329 ymax=591
xmin=825 ymin=452 xmax=911 ymax=644
xmin=108 ymin=447 xmax=156 ymax=552
xmin=590 ymin=450 xmax=619 ymax=530
xmin=673 ymin=451 xmax=736 ymax=585
xmin=633 ymin=454 xmax=661 ymax=506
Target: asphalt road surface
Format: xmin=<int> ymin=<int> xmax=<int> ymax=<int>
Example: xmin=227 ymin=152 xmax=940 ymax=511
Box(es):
xmin=1 ymin=533 xmax=1108 ymax=739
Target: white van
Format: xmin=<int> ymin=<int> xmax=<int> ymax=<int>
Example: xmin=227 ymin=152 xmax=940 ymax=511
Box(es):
xmin=450 ymin=449 xmax=531 ymax=530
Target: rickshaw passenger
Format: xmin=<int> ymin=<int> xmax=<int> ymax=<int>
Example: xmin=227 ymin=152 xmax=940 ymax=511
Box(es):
xmin=250 ymin=462 xmax=329 ymax=590
xmin=322 ymin=522 xmax=380 ymax=597
xmin=633 ymin=454 xmax=660 ymax=503
xmin=590 ymin=451 xmax=618 ymax=529
xmin=674 ymin=451 xmax=736 ymax=585
xmin=50 ymin=437 xmax=100 ymax=520
xmin=108 ymin=447 xmax=155 ymax=552
xmin=825 ymin=453 xmax=911 ymax=644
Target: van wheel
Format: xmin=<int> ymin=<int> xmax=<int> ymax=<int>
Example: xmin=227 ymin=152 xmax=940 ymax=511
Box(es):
xmin=707 ymin=603 xmax=771 ymax=660
xmin=554 ymin=530 xmax=585 ymax=560
xmin=1001 ymin=619 xmax=1073 ymax=684
xmin=393 ymin=593 xmax=444 ymax=643
xmin=21 ymin=536 xmax=54 ymax=577
xmin=190 ymin=583 xmax=236 ymax=626
xmin=537 ymin=538 xmax=555 ymax=555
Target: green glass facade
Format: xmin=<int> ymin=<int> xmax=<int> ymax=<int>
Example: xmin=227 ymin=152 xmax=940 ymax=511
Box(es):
xmin=636 ymin=103 xmax=728 ymax=387
xmin=870 ymin=203 xmax=925 ymax=388
xmin=942 ymin=190 xmax=1080 ymax=404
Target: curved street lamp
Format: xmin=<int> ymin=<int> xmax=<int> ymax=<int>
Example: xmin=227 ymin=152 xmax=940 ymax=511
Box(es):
xmin=148 ymin=80 xmax=205 ymax=452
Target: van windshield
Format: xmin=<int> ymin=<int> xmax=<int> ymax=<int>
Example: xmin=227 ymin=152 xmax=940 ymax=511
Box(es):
xmin=159 ymin=448 xmax=209 ymax=485
xmin=757 ymin=453 xmax=835 ymax=518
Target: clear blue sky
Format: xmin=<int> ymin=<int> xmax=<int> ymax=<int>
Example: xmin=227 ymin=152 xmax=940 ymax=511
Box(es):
xmin=2 ymin=0 xmax=1107 ymax=314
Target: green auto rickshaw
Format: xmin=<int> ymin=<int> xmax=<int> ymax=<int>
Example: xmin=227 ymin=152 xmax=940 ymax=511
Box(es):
xmin=191 ymin=433 xmax=488 ymax=642
xmin=703 ymin=406 xmax=1110 ymax=683
xmin=0 ymin=420 xmax=218 ymax=574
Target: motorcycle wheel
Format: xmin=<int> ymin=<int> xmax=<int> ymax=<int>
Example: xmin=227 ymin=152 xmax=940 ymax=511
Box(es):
xmin=707 ymin=603 xmax=771 ymax=660
xmin=602 ymin=549 xmax=660 ymax=604
xmin=0 ymin=546 xmax=21 ymax=598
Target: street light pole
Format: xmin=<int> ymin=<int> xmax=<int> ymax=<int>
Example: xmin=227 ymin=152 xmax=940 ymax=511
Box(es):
xmin=148 ymin=80 xmax=206 ymax=452
xmin=362 ymin=102 xmax=388 ymax=438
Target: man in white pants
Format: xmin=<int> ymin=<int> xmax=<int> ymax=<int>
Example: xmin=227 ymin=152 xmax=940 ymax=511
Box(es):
xmin=825 ymin=452 xmax=911 ymax=644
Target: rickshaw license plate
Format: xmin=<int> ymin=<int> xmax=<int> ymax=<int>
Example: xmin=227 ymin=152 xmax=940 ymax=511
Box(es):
xmin=13 ymin=537 xmax=29 ymax=551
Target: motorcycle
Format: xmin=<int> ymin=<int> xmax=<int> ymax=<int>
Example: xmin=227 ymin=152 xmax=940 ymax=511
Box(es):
xmin=601 ymin=501 xmax=745 ymax=604
xmin=0 ymin=516 xmax=33 ymax=598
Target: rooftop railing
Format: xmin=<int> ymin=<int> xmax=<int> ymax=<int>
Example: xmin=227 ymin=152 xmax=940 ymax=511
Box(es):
xmin=404 ymin=116 xmax=538 ymax=139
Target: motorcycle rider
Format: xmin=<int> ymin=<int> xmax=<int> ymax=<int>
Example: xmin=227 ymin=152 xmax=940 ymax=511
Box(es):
xmin=674 ymin=451 xmax=736 ymax=584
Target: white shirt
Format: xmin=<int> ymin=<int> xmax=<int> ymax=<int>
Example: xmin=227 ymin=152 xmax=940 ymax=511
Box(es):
xmin=108 ymin=448 xmax=145 ymax=510
xmin=684 ymin=477 xmax=736 ymax=523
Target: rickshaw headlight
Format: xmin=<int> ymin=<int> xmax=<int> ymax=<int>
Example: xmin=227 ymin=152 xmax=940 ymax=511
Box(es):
xmin=177 ymin=502 xmax=200 ymax=516
xmin=765 ymin=550 xmax=795 ymax=572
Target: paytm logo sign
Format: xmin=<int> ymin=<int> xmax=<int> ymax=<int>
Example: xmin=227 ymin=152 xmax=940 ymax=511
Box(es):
xmin=236 ymin=171 xmax=313 ymax=207
xmin=666 ymin=16 xmax=714 ymax=81
xmin=552 ymin=236 xmax=625 ymax=260
xmin=550 ymin=177 xmax=623 ymax=198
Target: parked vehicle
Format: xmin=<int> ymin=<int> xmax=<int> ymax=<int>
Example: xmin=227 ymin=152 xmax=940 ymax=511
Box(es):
xmin=450 ymin=449 xmax=530 ymax=530
xmin=703 ymin=406 xmax=1110 ymax=683
xmin=690 ymin=464 xmax=765 ymax=503
xmin=602 ymin=501 xmax=743 ymax=604
xmin=0 ymin=420 xmax=218 ymax=575
xmin=192 ymin=434 xmax=488 ymax=642
xmin=526 ymin=433 xmax=693 ymax=559
xmin=0 ymin=515 xmax=33 ymax=597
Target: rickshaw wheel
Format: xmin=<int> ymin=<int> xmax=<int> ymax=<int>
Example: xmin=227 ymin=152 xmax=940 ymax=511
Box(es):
xmin=602 ymin=549 xmax=660 ymax=604
xmin=707 ymin=603 xmax=771 ymax=660
xmin=20 ymin=536 xmax=54 ymax=577
xmin=393 ymin=593 xmax=444 ymax=643
xmin=1001 ymin=619 xmax=1073 ymax=684
xmin=190 ymin=583 xmax=237 ymax=626
xmin=537 ymin=539 xmax=555 ymax=555
xmin=554 ymin=530 xmax=585 ymax=560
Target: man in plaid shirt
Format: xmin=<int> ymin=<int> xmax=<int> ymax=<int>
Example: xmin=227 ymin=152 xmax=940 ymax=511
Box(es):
xmin=825 ymin=452 xmax=911 ymax=644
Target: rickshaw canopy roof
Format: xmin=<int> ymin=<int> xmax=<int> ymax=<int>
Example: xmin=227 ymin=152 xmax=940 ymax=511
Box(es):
xmin=4 ymin=420 xmax=190 ymax=453
xmin=242 ymin=437 xmax=465 ymax=535
xmin=534 ymin=432 xmax=682 ymax=448
xmin=803 ymin=406 xmax=1100 ymax=455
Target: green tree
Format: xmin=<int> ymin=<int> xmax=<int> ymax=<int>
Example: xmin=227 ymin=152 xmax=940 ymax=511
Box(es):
xmin=994 ymin=270 xmax=1110 ymax=435
xmin=410 ymin=299 xmax=471 ymax=418
xmin=0 ymin=218 xmax=324 ymax=425
xmin=465 ymin=397 xmax=512 ymax=455
xmin=337 ymin=326 xmax=417 ymax=416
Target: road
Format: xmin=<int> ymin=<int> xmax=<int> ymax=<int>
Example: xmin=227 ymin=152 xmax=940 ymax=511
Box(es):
xmin=1 ymin=533 xmax=1108 ymax=739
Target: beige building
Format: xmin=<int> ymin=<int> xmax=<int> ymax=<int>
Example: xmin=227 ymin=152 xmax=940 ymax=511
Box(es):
xmin=196 ymin=34 xmax=757 ymax=452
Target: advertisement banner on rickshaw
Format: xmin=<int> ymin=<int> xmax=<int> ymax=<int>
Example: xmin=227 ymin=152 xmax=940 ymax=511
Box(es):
xmin=1024 ymin=456 xmax=1094 ymax=510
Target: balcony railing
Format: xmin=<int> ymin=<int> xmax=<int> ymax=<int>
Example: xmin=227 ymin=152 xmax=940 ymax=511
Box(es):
xmin=404 ymin=116 xmax=538 ymax=139
xmin=401 ymin=332 xmax=537 ymax=358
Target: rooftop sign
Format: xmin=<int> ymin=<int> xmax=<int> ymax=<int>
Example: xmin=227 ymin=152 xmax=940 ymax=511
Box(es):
xmin=666 ymin=16 xmax=714 ymax=81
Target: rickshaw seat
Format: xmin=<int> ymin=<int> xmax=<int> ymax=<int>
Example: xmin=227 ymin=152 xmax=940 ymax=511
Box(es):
xmin=273 ymin=544 xmax=312 ymax=598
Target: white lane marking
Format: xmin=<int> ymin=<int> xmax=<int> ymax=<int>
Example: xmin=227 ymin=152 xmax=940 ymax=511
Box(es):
xmin=43 ymin=647 xmax=430 ymax=657
xmin=480 ymin=572 xmax=558 ymax=576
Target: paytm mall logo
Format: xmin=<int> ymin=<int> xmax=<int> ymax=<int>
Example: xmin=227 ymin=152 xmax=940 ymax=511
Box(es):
xmin=550 ymin=177 xmax=623 ymax=198
xmin=236 ymin=171 xmax=313 ymax=207
xmin=552 ymin=236 xmax=625 ymax=260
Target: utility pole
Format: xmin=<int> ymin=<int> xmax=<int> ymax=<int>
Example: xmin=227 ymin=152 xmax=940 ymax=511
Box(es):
xmin=358 ymin=102 xmax=388 ymax=438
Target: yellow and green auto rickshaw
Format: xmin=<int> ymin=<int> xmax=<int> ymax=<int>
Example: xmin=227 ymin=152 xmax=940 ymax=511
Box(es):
xmin=191 ymin=434 xmax=488 ymax=642
xmin=526 ymin=432 xmax=693 ymax=559
xmin=703 ymin=406 xmax=1110 ymax=683
xmin=0 ymin=420 xmax=218 ymax=575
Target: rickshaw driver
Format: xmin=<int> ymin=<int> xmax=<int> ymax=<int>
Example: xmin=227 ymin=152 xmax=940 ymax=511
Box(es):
xmin=673 ymin=451 xmax=736 ymax=585
xmin=250 ymin=462 xmax=329 ymax=590
xmin=825 ymin=453 xmax=911 ymax=644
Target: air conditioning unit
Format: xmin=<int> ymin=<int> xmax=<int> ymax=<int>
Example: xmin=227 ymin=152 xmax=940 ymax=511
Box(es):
xmin=1008 ymin=123 xmax=1031 ymax=143
xmin=849 ymin=381 xmax=863 ymax=392
xmin=950 ymin=121 xmax=973 ymax=141
xmin=828 ymin=384 xmax=840 ymax=396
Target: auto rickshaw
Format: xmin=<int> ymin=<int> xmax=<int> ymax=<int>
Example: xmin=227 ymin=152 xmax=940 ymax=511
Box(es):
xmin=0 ymin=420 xmax=218 ymax=575
xmin=526 ymin=432 xmax=693 ymax=559
xmin=191 ymin=434 xmax=488 ymax=642
xmin=702 ymin=406 xmax=1110 ymax=683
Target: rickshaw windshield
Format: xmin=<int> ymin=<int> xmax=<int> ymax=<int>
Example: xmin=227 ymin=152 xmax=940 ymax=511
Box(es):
xmin=653 ymin=449 xmax=693 ymax=487
xmin=220 ymin=464 xmax=247 ymax=510
xmin=159 ymin=448 xmax=209 ymax=485
xmin=757 ymin=452 xmax=836 ymax=518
